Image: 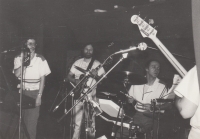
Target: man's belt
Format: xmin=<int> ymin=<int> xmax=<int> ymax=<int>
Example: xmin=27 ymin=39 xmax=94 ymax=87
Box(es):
xmin=24 ymin=88 xmax=38 ymax=91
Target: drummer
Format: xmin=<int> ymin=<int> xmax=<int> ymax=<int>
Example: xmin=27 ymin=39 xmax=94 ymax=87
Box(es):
xmin=116 ymin=59 xmax=176 ymax=139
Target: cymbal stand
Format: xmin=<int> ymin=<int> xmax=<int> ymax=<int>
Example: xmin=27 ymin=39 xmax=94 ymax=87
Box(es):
xmin=123 ymin=80 xmax=129 ymax=93
xmin=120 ymin=101 xmax=125 ymax=139
xmin=57 ymin=53 xmax=129 ymax=122
xmin=128 ymin=121 xmax=133 ymax=138
xmin=151 ymin=99 xmax=156 ymax=139
xmin=111 ymin=101 xmax=122 ymax=139
xmin=69 ymin=94 xmax=74 ymax=139
xmin=156 ymin=109 xmax=160 ymax=139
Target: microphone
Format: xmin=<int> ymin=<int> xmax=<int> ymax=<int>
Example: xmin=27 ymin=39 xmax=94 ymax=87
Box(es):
xmin=114 ymin=42 xmax=148 ymax=55
xmin=114 ymin=46 xmax=137 ymax=55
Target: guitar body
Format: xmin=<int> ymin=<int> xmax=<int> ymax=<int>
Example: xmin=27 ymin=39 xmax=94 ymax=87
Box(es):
xmin=73 ymin=75 xmax=97 ymax=100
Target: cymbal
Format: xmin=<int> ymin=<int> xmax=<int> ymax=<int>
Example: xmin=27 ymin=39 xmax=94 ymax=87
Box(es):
xmin=100 ymin=92 xmax=117 ymax=96
xmin=108 ymin=71 xmax=146 ymax=85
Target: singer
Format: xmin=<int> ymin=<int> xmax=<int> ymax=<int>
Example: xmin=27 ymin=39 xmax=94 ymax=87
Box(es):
xmin=116 ymin=59 xmax=175 ymax=139
xmin=13 ymin=38 xmax=51 ymax=139
xmin=67 ymin=44 xmax=105 ymax=139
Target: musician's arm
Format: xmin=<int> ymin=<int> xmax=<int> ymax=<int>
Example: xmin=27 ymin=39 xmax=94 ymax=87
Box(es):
xmin=13 ymin=56 xmax=23 ymax=78
xmin=67 ymin=71 xmax=79 ymax=85
xmin=175 ymin=95 xmax=197 ymax=119
xmin=38 ymin=76 xmax=45 ymax=96
xmin=127 ymin=85 xmax=136 ymax=104
xmin=36 ymin=76 xmax=45 ymax=106
xmin=14 ymin=67 xmax=22 ymax=78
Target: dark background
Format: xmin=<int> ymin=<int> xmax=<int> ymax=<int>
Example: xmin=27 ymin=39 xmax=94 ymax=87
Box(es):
xmin=0 ymin=0 xmax=194 ymax=139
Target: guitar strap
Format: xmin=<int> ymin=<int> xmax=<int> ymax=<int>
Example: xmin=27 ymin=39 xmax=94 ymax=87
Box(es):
xmin=86 ymin=58 xmax=95 ymax=71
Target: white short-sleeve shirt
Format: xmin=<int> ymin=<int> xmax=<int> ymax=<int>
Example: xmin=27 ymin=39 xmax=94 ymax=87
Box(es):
xmin=70 ymin=58 xmax=105 ymax=98
xmin=174 ymin=66 xmax=200 ymax=139
xmin=128 ymin=78 xmax=167 ymax=112
xmin=70 ymin=58 xmax=105 ymax=79
xmin=14 ymin=53 xmax=51 ymax=90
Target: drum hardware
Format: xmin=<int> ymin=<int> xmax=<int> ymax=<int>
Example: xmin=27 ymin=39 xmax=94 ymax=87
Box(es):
xmin=99 ymin=115 xmax=142 ymax=139
xmin=100 ymin=92 xmax=117 ymax=97
xmin=151 ymin=99 xmax=156 ymax=139
xmin=84 ymin=101 xmax=95 ymax=139
xmin=99 ymin=115 xmax=137 ymax=130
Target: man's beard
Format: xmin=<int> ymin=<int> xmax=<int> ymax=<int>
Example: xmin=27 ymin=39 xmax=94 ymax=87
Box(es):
xmin=84 ymin=53 xmax=93 ymax=59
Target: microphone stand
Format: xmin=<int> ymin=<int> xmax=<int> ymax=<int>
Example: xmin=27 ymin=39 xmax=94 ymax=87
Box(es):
xmin=52 ymin=74 xmax=89 ymax=112
xmin=120 ymin=101 xmax=124 ymax=139
xmin=69 ymin=94 xmax=74 ymax=139
xmin=19 ymin=47 xmax=25 ymax=139
xmin=57 ymin=53 xmax=129 ymax=122
xmin=49 ymin=81 xmax=66 ymax=112
xmin=151 ymin=99 xmax=156 ymax=139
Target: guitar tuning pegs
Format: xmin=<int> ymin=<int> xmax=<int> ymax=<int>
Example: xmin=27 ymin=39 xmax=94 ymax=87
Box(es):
xmin=138 ymin=12 xmax=141 ymax=16
xmin=149 ymin=19 xmax=154 ymax=25
xmin=154 ymin=26 xmax=158 ymax=29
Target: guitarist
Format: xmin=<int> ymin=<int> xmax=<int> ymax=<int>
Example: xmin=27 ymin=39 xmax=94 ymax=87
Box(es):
xmin=67 ymin=44 xmax=105 ymax=139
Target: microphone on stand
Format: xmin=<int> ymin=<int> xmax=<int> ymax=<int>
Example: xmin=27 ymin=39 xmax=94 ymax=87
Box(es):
xmin=114 ymin=47 xmax=137 ymax=55
xmin=114 ymin=42 xmax=148 ymax=55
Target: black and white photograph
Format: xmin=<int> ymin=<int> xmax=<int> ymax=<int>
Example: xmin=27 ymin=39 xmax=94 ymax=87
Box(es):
xmin=0 ymin=0 xmax=200 ymax=139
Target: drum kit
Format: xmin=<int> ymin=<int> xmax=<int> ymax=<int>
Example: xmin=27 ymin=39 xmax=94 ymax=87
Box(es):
xmin=97 ymin=70 xmax=176 ymax=139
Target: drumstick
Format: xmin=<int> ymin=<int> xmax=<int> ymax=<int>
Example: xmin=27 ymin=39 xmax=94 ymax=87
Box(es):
xmin=119 ymin=91 xmax=144 ymax=104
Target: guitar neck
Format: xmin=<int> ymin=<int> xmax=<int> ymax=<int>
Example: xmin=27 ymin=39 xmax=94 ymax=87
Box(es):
xmin=151 ymin=36 xmax=187 ymax=77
